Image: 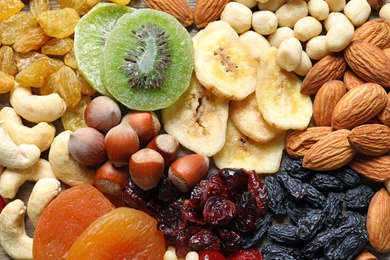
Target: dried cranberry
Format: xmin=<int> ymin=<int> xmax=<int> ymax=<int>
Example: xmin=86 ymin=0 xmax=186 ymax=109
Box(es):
xmin=156 ymin=175 xmax=177 ymax=202
xmin=247 ymin=170 xmax=268 ymax=214
xmin=122 ymin=177 xmax=148 ymax=210
xmin=234 ymin=191 xmax=260 ymax=234
xmin=188 ymin=178 xmax=226 ymax=208
xmin=198 ymin=250 xmax=227 ymax=260
xmin=227 ymin=249 xmax=263 ymax=260
xmin=217 ymin=228 xmax=241 ymax=256
xmin=218 ymin=168 xmax=248 ymax=199
xmin=203 ymin=196 xmax=237 ymax=226
xmin=157 ymin=200 xmax=188 ymax=236
xmin=0 ymin=196 xmax=5 ymax=214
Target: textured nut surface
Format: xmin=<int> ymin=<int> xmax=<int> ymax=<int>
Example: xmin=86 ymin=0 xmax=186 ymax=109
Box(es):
xmin=302 ymin=129 xmax=355 ymax=171
xmin=331 ymin=83 xmax=388 ymax=130
xmin=349 ymin=154 xmax=390 ymax=182
xmin=285 ymin=126 xmax=333 ymax=158
xmin=367 ymin=0 xmax=385 ymax=11
xmin=348 ymin=124 xmax=390 ymax=156
xmin=366 ymin=188 xmax=390 ymax=252
xmin=343 ymin=69 xmax=365 ymax=90
xmin=194 ymin=0 xmax=230 ymax=28
xmin=378 ymin=93 xmax=390 ymax=127
xmin=352 ymin=18 xmax=390 ymax=49
xmin=143 ymin=0 xmax=193 ymax=27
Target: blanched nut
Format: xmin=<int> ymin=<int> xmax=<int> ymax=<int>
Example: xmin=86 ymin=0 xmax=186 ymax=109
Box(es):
xmin=267 ymin=27 xmax=295 ymax=48
xmin=235 ymin=0 xmax=258 ymax=8
xmin=293 ymin=16 xmax=323 ymax=42
xmin=379 ymin=3 xmax=390 ymax=20
xmin=308 ymin=0 xmax=329 ymax=20
xmin=324 ymin=12 xmax=352 ymax=31
xmin=0 ymin=126 xmax=41 ymax=170
xmin=293 ymin=51 xmax=313 ymax=76
xmin=277 ymin=38 xmax=302 ymax=72
xmin=239 ymin=30 xmax=270 ymax=61
xmin=0 ymin=107 xmax=56 ymax=152
xmin=48 ymin=130 xmax=95 ymax=186
xmin=275 ymin=0 xmax=308 ymax=28
xmin=220 ymin=2 xmax=252 ymax=34
xmin=324 ymin=12 xmax=355 ymax=52
xmin=257 ymin=0 xmax=286 ymax=12
xmin=306 ymin=35 xmax=331 ymax=60
xmin=163 ymin=246 xmax=199 ymax=260
xmin=10 ymin=83 xmax=67 ymax=123
xmin=0 ymin=199 xmax=33 ymax=260
xmin=251 ymin=10 xmax=278 ymax=35
xmin=27 ymin=178 xmax=61 ymax=227
xmin=344 ymin=0 xmax=371 ymax=27
xmin=325 ymin=0 xmax=346 ymax=12
xmin=0 ymin=159 xmax=56 ymax=199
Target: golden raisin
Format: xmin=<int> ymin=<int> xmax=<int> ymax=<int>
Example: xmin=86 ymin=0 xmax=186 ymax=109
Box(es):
xmin=61 ymin=95 xmax=91 ymax=132
xmin=0 ymin=0 xmax=24 ymax=22
xmin=64 ymin=48 xmax=78 ymax=69
xmin=108 ymin=0 xmax=131 ymax=5
xmin=76 ymin=70 xmax=96 ymax=96
xmin=0 ymin=70 xmax=15 ymax=94
xmin=30 ymin=0 xmax=51 ymax=20
xmin=0 ymin=46 xmax=18 ymax=76
xmin=16 ymin=52 xmax=64 ymax=72
xmin=0 ymin=11 xmax=38 ymax=45
xmin=15 ymin=59 xmax=63 ymax=88
xmin=41 ymin=66 xmax=81 ymax=108
xmin=55 ymin=0 xmax=101 ymax=15
xmin=37 ymin=8 xmax=80 ymax=38
xmin=42 ymin=37 xmax=74 ymax=56
xmin=13 ymin=27 xmax=52 ymax=53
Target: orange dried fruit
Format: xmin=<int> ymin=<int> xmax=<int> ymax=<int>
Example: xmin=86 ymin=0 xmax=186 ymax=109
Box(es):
xmin=33 ymin=184 xmax=115 ymax=260
xmin=66 ymin=207 xmax=166 ymax=260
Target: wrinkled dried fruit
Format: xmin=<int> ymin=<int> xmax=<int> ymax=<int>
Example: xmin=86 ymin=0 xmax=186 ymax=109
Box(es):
xmin=0 ymin=0 xmax=24 ymax=22
xmin=41 ymin=37 xmax=74 ymax=56
xmin=0 ymin=11 xmax=38 ymax=45
xmin=37 ymin=8 xmax=80 ymax=38
xmin=13 ymin=27 xmax=52 ymax=53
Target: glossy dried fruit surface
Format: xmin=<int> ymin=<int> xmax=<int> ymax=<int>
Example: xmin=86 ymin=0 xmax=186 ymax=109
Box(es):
xmin=12 ymin=27 xmax=52 ymax=53
xmin=37 ymin=8 xmax=80 ymax=38
xmin=55 ymin=0 xmax=101 ymax=15
xmin=0 ymin=46 xmax=18 ymax=76
xmin=15 ymin=58 xmax=63 ymax=87
xmin=30 ymin=0 xmax=51 ymax=20
xmin=41 ymin=37 xmax=74 ymax=56
xmin=0 ymin=11 xmax=38 ymax=45
xmin=61 ymin=95 xmax=91 ymax=131
xmin=66 ymin=207 xmax=166 ymax=260
xmin=0 ymin=0 xmax=24 ymax=21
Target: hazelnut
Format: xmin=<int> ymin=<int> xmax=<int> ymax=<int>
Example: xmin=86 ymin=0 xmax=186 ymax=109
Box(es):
xmin=129 ymin=148 xmax=164 ymax=191
xmin=105 ymin=121 xmax=139 ymax=167
xmin=95 ymin=160 xmax=128 ymax=196
xmin=68 ymin=127 xmax=107 ymax=166
xmin=84 ymin=96 xmax=122 ymax=132
xmin=146 ymin=134 xmax=179 ymax=166
xmin=168 ymin=154 xmax=209 ymax=193
xmin=122 ymin=111 xmax=161 ymax=144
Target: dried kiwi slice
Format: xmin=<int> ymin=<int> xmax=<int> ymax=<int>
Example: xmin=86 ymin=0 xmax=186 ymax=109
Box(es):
xmin=102 ymin=9 xmax=194 ymax=111
xmin=74 ymin=3 xmax=135 ymax=96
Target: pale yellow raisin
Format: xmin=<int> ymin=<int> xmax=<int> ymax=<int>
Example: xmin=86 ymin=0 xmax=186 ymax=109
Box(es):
xmin=0 ymin=70 xmax=15 ymax=94
xmin=37 ymin=8 xmax=80 ymax=38
xmin=0 ymin=46 xmax=18 ymax=76
xmin=15 ymin=58 xmax=63 ymax=87
xmin=16 ymin=51 xmax=64 ymax=71
xmin=61 ymin=95 xmax=91 ymax=131
xmin=108 ymin=0 xmax=131 ymax=5
xmin=0 ymin=11 xmax=38 ymax=45
xmin=30 ymin=0 xmax=51 ymax=20
xmin=55 ymin=0 xmax=101 ymax=15
xmin=76 ymin=70 xmax=96 ymax=96
xmin=41 ymin=37 xmax=74 ymax=56
xmin=64 ymin=48 xmax=78 ymax=69
xmin=0 ymin=0 xmax=24 ymax=22
xmin=13 ymin=27 xmax=52 ymax=53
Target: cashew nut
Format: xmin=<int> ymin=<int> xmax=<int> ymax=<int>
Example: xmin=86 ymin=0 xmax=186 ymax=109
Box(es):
xmin=0 ymin=126 xmax=41 ymax=170
xmin=0 ymin=107 xmax=56 ymax=152
xmin=0 ymin=159 xmax=56 ymax=199
xmin=0 ymin=199 xmax=33 ymax=260
xmin=10 ymin=83 xmax=67 ymax=123
xmin=27 ymin=178 xmax=61 ymax=227
xmin=49 ymin=130 xmax=95 ymax=186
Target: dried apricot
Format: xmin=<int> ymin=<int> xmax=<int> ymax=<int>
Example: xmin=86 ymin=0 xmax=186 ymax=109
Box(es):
xmin=33 ymin=184 xmax=115 ymax=260
xmin=37 ymin=8 xmax=80 ymax=38
xmin=66 ymin=207 xmax=166 ymax=260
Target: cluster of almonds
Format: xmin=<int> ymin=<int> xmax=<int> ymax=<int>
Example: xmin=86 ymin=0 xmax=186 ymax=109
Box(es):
xmin=284 ymin=17 xmax=390 ymax=253
xmin=68 ymin=96 xmax=210 ymax=196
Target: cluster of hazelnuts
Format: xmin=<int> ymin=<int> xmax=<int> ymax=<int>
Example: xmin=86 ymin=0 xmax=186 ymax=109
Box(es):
xmin=67 ymin=96 xmax=209 ymax=197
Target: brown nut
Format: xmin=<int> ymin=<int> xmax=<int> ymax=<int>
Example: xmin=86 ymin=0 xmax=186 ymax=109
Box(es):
xmin=95 ymin=161 xmax=128 ymax=196
xmin=122 ymin=111 xmax=161 ymax=145
xmin=146 ymin=134 xmax=179 ymax=166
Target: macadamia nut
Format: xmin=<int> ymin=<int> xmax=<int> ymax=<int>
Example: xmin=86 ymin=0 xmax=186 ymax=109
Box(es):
xmin=294 ymin=51 xmax=313 ymax=76
xmin=380 ymin=3 xmax=390 ymax=20
xmin=324 ymin=12 xmax=353 ymax=31
xmin=277 ymin=38 xmax=303 ymax=72
xmin=344 ymin=0 xmax=371 ymax=27
xmin=308 ymin=0 xmax=329 ymax=20
xmin=236 ymin=0 xmax=258 ymax=8
xmin=325 ymin=0 xmax=346 ymax=12
xmin=267 ymin=27 xmax=295 ymax=47
xmin=306 ymin=35 xmax=331 ymax=60
xmin=220 ymin=2 xmax=252 ymax=34
xmin=252 ymin=10 xmax=278 ymax=35
xmin=240 ymin=30 xmax=271 ymax=60
xmin=325 ymin=24 xmax=355 ymax=52
xmin=258 ymin=0 xmax=286 ymax=12
xmin=294 ymin=16 xmax=323 ymax=42
xmin=275 ymin=0 xmax=308 ymax=28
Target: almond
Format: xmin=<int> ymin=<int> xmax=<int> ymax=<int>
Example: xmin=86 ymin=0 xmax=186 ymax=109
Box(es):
xmin=301 ymin=54 xmax=347 ymax=95
xmin=343 ymin=69 xmax=365 ymax=90
xmin=313 ymin=80 xmax=346 ymax=126
xmin=331 ymin=83 xmax=387 ymax=130
xmin=378 ymin=93 xmax=390 ymax=127
xmin=348 ymin=124 xmax=390 ymax=156
xmin=302 ymin=129 xmax=355 ymax=171
xmin=366 ymin=188 xmax=390 ymax=253
xmin=355 ymin=251 xmax=378 ymax=260
xmin=193 ymin=0 xmax=230 ymax=28
xmin=352 ymin=18 xmax=390 ymax=48
xmin=285 ymin=126 xmax=333 ymax=158
xmin=344 ymin=40 xmax=390 ymax=88
xmin=143 ymin=0 xmax=193 ymax=27
xmin=349 ymin=154 xmax=390 ymax=182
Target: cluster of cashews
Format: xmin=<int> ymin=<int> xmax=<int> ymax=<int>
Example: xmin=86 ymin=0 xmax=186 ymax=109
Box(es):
xmin=0 ymin=83 xmax=96 ymax=259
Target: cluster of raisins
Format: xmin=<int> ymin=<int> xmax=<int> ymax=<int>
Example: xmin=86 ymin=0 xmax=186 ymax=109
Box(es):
xmin=262 ymin=158 xmax=376 ymax=260
xmin=122 ymin=168 xmax=271 ymax=258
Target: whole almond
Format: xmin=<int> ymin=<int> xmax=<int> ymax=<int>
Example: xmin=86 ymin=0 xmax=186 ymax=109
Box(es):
xmin=301 ymin=54 xmax=347 ymax=95
xmin=285 ymin=126 xmax=333 ymax=158
xmin=344 ymin=40 xmax=390 ymax=88
xmin=348 ymin=124 xmax=390 ymax=156
xmin=378 ymin=93 xmax=390 ymax=127
xmin=352 ymin=18 xmax=390 ymax=48
xmin=331 ymin=83 xmax=387 ymax=130
xmin=143 ymin=0 xmax=193 ymax=27
xmin=343 ymin=69 xmax=365 ymax=90
xmin=383 ymin=48 xmax=390 ymax=59
xmin=355 ymin=251 xmax=378 ymax=260
xmin=302 ymin=129 xmax=355 ymax=171
xmin=313 ymin=80 xmax=346 ymax=126
xmin=194 ymin=0 xmax=230 ymax=28
xmin=366 ymin=188 xmax=390 ymax=253
xmin=349 ymin=154 xmax=390 ymax=182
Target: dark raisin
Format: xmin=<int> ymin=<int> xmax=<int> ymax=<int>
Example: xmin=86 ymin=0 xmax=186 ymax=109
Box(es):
xmin=157 ymin=200 xmax=188 ymax=236
xmin=261 ymin=243 xmax=302 ymax=260
xmin=203 ymin=196 xmax=237 ymax=226
xmin=265 ymin=175 xmax=287 ymax=219
xmin=331 ymin=166 xmax=361 ymax=188
xmin=277 ymin=171 xmax=307 ymax=200
xmin=234 ymin=191 xmax=260 ymax=234
xmin=309 ymin=173 xmax=345 ymax=192
xmin=285 ymin=199 xmax=315 ymax=225
xmin=240 ymin=212 xmax=273 ymax=249
xmin=296 ymin=209 xmax=326 ymax=241
xmin=282 ymin=158 xmax=312 ymax=180
xmin=344 ymin=185 xmax=374 ymax=209
xmin=303 ymin=183 xmax=326 ymax=209
xmin=247 ymin=170 xmax=268 ymax=214
xmin=323 ymin=192 xmax=344 ymax=228
xmin=218 ymin=168 xmax=248 ymax=199
xmin=301 ymin=228 xmax=336 ymax=259
xmin=324 ymin=229 xmax=368 ymax=260
xmin=268 ymin=224 xmax=303 ymax=245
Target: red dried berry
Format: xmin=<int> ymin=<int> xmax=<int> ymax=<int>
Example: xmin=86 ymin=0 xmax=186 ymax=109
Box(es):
xmin=198 ymin=250 xmax=227 ymax=260
xmin=227 ymin=249 xmax=263 ymax=260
